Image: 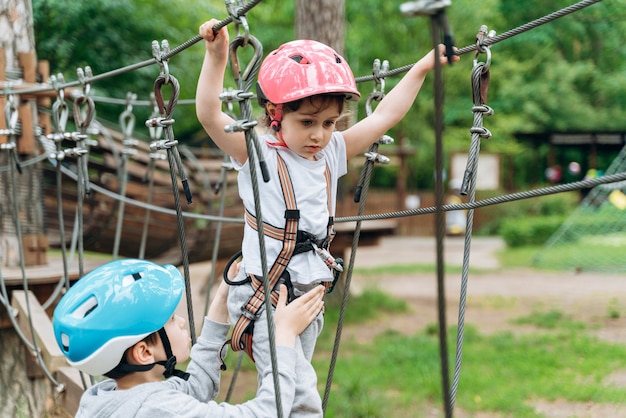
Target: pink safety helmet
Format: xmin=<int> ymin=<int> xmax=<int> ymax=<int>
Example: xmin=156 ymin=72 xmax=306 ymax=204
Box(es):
xmin=257 ymin=39 xmax=361 ymax=106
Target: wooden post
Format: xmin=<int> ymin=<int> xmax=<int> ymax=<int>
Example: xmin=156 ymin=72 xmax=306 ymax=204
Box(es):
xmin=37 ymin=60 xmax=51 ymax=135
xmin=17 ymin=52 xmax=36 ymax=154
xmin=0 ymin=47 xmax=6 ymax=145
xmin=1 ymin=0 xmax=47 ymax=269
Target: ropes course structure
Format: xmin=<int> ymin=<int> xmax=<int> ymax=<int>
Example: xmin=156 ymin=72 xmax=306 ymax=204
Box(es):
xmin=0 ymin=0 xmax=619 ymax=416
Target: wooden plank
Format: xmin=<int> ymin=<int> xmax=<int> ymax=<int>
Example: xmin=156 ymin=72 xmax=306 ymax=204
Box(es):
xmin=11 ymin=290 xmax=68 ymax=375
xmin=55 ymin=367 xmax=89 ymax=417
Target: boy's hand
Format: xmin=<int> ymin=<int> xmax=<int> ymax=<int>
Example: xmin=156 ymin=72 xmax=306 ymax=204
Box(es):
xmin=206 ymin=280 xmax=231 ymax=324
xmin=274 ymin=284 xmax=325 ymax=348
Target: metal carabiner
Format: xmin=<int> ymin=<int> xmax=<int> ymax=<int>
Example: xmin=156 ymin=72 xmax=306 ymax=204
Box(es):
xmin=147 ymin=92 xmax=163 ymax=141
xmin=152 ymin=40 xmax=171 ymax=85
xmin=73 ymin=94 xmax=95 ymax=131
xmin=4 ymin=93 xmax=18 ymax=135
xmin=226 ymin=0 xmax=250 ymax=45
xmin=153 ymin=73 xmax=180 ymax=119
xmin=473 ymin=25 xmax=495 ymax=74
xmin=50 ymin=74 xmax=69 ymax=133
xmin=77 ymin=66 xmax=92 ymax=97
xmin=371 ymin=59 xmax=385 ymax=94
xmin=365 ymin=91 xmax=385 ymax=116
xmin=228 ymin=34 xmax=263 ymax=84
xmin=366 ymin=58 xmax=388 ymax=115
xmin=119 ymin=92 xmax=137 ymax=139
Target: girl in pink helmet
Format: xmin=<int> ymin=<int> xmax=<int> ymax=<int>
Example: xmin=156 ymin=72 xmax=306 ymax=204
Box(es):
xmin=196 ymin=18 xmax=458 ymax=417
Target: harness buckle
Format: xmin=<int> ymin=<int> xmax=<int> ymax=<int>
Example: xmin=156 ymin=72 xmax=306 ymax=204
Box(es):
xmin=240 ymin=306 xmax=260 ymax=321
xmin=284 ymin=209 xmax=300 ymax=220
xmin=311 ymin=242 xmax=344 ymax=272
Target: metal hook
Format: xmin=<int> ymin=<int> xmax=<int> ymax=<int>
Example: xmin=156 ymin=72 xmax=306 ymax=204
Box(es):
xmin=152 ymin=40 xmax=171 ymax=84
xmin=153 ymin=73 xmax=180 ymax=118
xmin=77 ymin=66 xmax=92 ymax=96
xmin=51 ymin=93 xmax=69 ymax=134
xmin=73 ymin=94 xmax=95 ymax=131
xmin=365 ymin=91 xmax=384 ymax=116
xmin=228 ymin=34 xmax=263 ymax=83
xmin=147 ymin=92 xmax=163 ymax=141
xmin=226 ymin=0 xmax=250 ymax=45
xmin=119 ymin=92 xmax=137 ymax=138
xmin=50 ymin=73 xmax=65 ymax=102
xmin=4 ymin=93 xmax=18 ymax=133
xmin=473 ymin=25 xmax=495 ymax=73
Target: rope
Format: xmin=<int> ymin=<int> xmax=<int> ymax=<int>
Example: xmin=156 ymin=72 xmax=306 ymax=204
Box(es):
xmin=450 ymin=58 xmax=493 ymax=412
xmin=138 ymin=96 xmax=166 ymax=260
xmin=226 ymin=29 xmax=285 ymax=416
xmin=0 ymin=0 xmax=613 ymax=414
xmin=0 ymin=0 xmax=267 ymax=98
xmin=322 ymin=62 xmax=392 ymax=411
xmin=428 ymin=12 xmax=453 ymax=418
xmin=112 ymin=93 xmax=138 ymax=260
xmin=149 ymin=73 xmax=197 ymax=344
xmin=354 ymin=0 xmax=603 ymax=84
xmin=336 ymin=172 xmax=626 ymax=223
xmin=0 ymin=145 xmax=64 ymax=392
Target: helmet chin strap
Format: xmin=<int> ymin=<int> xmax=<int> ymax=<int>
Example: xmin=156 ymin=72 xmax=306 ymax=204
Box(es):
xmin=112 ymin=327 xmax=190 ymax=380
xmin=156 ymin=327 xmax=190 ymax=380
xmin=267 ymin=104 xmax=287 ymax=147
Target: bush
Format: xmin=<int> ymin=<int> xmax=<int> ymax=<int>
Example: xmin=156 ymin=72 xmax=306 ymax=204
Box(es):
xmin=478 ymin=191 xmax=579 ymax=237
xmin=499 ymin=215 xmax=566 ymax=247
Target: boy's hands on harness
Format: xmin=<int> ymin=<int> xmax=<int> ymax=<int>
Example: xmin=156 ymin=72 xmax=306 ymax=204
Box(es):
xmin=274 ymin=284 xmax=325 ymax=348
xmin=207 ymin=280 xmax=231 ymax=324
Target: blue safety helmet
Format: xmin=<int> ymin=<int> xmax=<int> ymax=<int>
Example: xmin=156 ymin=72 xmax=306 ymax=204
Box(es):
xmin=53 ymin=259 xmax=184 ymax=377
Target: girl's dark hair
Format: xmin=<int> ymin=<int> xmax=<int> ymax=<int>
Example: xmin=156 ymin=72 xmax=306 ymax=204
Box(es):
xmin=261 ymin=94 xmax=346 ymax=127
xmin=103 ymin=332 xmax=160 ymax=379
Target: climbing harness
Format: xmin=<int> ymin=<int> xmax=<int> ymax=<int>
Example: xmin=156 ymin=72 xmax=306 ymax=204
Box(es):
xmin=228 ymin=153 xmax=343 ymax=362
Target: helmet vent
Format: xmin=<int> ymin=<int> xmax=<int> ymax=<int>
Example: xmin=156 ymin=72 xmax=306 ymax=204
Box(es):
xmin=71 ymin=295 xmax=98 ymax=319
xmin=122 ymin=272 xmax=143 ymax=287
xmin=61 ymin=333 xmax=69 ymax=351
xmin=289 ymin=54 xmax=309 ymax=65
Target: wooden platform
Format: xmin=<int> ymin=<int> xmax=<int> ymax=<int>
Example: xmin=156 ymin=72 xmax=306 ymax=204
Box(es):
xmin=1 ymin=255 xmax=105 ymax=329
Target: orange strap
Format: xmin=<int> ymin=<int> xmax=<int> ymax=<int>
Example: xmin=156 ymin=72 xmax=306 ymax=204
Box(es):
xmin=230 ymin=154 xmax=336 ymax=361
xmin=230 ymin=154 xmax=299 ymax=361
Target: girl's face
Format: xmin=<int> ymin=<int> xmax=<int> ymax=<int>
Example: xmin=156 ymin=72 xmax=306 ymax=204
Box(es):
xmin=278 ymin=97 xmax=342 ymax=161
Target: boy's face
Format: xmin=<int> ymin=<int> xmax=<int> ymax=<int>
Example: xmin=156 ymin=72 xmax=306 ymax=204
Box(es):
xmin=279 ymin=97 xmax=341 ymax=161
xmin=160 ymin=314 xmax=191 ymax=362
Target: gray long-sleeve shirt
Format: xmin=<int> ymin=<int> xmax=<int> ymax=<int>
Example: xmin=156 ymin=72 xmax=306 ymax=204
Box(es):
xmin=75 ymin=319 xmax=297 ymax=417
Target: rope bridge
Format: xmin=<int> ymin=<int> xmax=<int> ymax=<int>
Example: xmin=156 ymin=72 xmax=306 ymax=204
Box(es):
xmin=0 ymin=0 xmax=613 ymax=417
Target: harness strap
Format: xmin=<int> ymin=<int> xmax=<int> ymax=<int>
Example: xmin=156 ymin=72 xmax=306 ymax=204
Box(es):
xmin=243 ymin=163 xmax=335 ymax=246
xmin=230 ymin=154 xmax=299 ymax=361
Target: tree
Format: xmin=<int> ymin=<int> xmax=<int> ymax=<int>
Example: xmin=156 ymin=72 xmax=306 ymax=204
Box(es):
xmin=32 ymin=0 xmax=220 ymax=137
xmin=296 ymin=0 xmax=345 ymax=54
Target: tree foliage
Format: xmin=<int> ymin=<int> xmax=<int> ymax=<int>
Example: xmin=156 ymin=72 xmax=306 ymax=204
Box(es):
xmin=32 ymin=0 xmax=626 ymax=189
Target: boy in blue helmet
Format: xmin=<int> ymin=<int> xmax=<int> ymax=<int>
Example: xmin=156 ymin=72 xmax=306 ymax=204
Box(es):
xmin=53 ymin=258 xmax=325 ymax=418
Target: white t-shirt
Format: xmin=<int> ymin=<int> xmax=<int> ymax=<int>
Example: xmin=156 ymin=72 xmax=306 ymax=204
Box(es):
xmin=232 ymin=131 xmax=347 ymax=285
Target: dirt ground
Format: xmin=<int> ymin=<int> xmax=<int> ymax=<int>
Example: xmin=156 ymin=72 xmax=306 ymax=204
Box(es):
xmin=186 ymin=236 xmax=626 ymax=417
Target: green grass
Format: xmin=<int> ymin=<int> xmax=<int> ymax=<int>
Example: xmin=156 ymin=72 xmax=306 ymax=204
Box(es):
xmin=352 ymin=263 xmax=493 ymax=276
xmin=315 ymin=299 xmax=626 ymax=418
xmin=496 ymin=237 xmax=626 ymax=273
